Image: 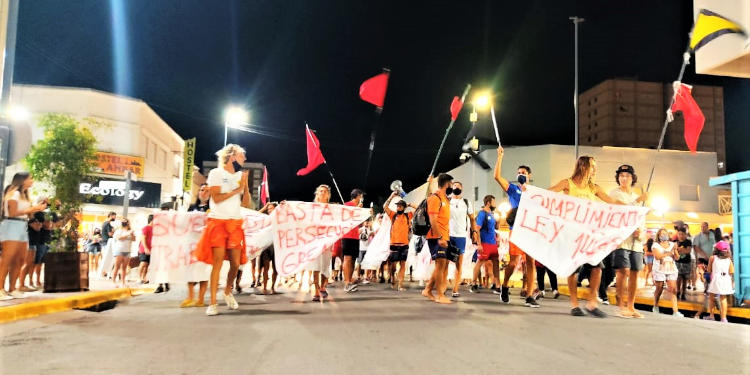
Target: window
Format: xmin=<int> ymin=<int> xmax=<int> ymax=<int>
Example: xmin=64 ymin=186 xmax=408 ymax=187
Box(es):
xmin=150 ymin=142 xmax=157 ymax=162
xmin=160 ymin=149 xmax=167 ymax=170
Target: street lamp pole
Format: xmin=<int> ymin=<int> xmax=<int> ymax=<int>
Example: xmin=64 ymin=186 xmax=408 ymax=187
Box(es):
xmin=570 ymin=16 xmax=584 ymax=160
xmin=224 ymin=124 xmax=228 ymax=147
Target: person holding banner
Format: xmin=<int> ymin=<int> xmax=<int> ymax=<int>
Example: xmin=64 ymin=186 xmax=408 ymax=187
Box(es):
xmin=342 ymin=189 xmax=365 ymax=293
xmin=308 ymin=184 xmax=334 ymax=302
xmin=180 ymin=184 xmax=211 ymax=308
xmin=384 ymin=192 xmax=415 ymax=291
xmin=193 ymin=144 xmax=251 ymax=316
xmin=493 ymin=147 xmax=540 ymax=308
xmin=421 ymin=173 xmax=453 ymax=304
xmin=548 ymin=156 xmax=627 ymax=317
xmin=608 ymin=164 xmax=648 ymax=319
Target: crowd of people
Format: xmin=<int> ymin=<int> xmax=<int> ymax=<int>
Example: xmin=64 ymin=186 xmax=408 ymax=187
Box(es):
xmin=0 ymin=144 xmax=737 ymax=324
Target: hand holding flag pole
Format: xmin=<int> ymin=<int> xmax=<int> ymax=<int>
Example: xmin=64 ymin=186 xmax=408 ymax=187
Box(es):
xmin=428 ymin=84 xmax=472 ymax=183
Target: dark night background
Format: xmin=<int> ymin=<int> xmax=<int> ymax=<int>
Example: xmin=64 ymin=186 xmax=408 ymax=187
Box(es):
xmin=14 ymin=1 xmax=750 ymax=203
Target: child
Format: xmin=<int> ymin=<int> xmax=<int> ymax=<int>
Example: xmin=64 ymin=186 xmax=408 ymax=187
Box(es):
xmin=706 ymin=241 xmax=735 ymax=322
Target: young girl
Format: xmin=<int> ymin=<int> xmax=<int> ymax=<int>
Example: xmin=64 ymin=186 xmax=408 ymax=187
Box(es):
xmin=112 ymin=219 xmax=136 ymax=288
xmin=706 ymin=241 xmax=734 ymax=322
xmin=651 ymin=228 xmax=683 ymax=317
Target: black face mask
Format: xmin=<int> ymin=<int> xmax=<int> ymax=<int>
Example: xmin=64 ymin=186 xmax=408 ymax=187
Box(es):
xmin=445 ymin=187 xmax=454 ymax=196
xmin=489 ymin=206 xmax=496 ymax=211
xmin=452 ymin=188 xmax=462 ymax=196
xmin=231 ymin=160 xmax=243 ymax=172
xmin=517 ymin=174 xmax=527 ymax=184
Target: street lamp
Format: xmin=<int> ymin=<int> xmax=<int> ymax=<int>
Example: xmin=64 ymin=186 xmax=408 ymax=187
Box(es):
xmin=223 ymin=105 xmax=249 ymax=146
xmin=6 ymin=105 xmax=29 ymax=122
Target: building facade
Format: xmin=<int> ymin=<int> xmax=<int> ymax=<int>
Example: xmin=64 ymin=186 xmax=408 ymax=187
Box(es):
xmin=578 ymin=79 xmax=726 ymax=174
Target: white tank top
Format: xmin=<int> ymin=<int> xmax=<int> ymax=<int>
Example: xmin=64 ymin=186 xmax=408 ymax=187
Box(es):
xmin=4 ymin=191 xmax=31 ymax=219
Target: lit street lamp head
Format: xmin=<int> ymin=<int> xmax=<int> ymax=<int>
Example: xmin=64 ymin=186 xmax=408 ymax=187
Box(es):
xmin=224 ymin=106 xmax=249 ymax=128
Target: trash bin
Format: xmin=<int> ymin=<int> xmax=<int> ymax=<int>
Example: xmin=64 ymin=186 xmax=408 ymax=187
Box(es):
xmin=709 ymin=171 xmax=750 ymax=304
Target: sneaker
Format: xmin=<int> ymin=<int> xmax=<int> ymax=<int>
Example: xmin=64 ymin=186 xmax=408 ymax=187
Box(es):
xmin=223 ymin=293 xmax=239 ymax=310
xmin=540 ymin=290 xmax=547 ymax=298
xmin=361 ymin=280 xmax=371 ymax=285
xmin=321 ymin=290 xmax=329 ymax=299
xmin=552 ymin=290 xmax=560 ymax=299
xmin=469 ymin=284 xmax=479 ymax=293
xmin=379 ymin=277 xmax=385 ymax=284
xmin=602 ymin=299 xmax=610 ymax=305
xmin=19 ymin=286 xmax=36 ymax=292
xmin=0 ymin=290 xmax=12 ymax=301
xmin=652 ymin=306 xmax=660 ymax=314
xmin=452 ymin=292 xmax=460 ymax=298
xmin=491 ymin=286 xmax=501 ymax=295
xmin=570 ymin=307 xmax=585 ymax=316
xmin=500 ymin=286 xmax=510 ymax=304
xmin=525 ymin=297 xmax=540 ymax=308
xmin=164 ymin=283 xmax=170 ymax=292
xmin=720 ymin=318 xmax=728 ymax=323
xmin=585 ymin=306 xmax=607 ymax=318
xmin=673 ymin=311 xmax=684 ymax=318
xmin=9 ymin=290 xmax=25 ymax=299
xmin=154 ymin=285 xmax=165 ymax=293
xmin=206 ymin=304 xmax=219 ymax=316
xmin=312 ymin=295 xmax=321 ymax=302
xmin=235 ymin=286 xmax=243 ymax=294
xmin=344 ymin=284 xmax=358 ymax=293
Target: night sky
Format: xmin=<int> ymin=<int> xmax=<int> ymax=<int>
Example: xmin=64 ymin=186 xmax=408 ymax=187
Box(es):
xmin=15 ymin=1 xmax=750 ymax=203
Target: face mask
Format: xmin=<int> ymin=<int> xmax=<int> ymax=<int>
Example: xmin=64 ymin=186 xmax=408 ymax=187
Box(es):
xmin=445 ymin=187 xmax=454 ymax=196
xmin=231 ymin=160 xmax=243 ymax=172
xmin=658 ymin=234 xmax=669 ymax=241
xmin=489 ymin=206 xmax=496 ymax=211
xmin=452 ymin=188 xmax=462 ymax=196
xmin=517 ymin=174 xmax=527 ymax=184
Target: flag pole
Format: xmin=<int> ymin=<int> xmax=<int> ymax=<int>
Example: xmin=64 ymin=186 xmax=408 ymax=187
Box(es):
xmin=490 ymin=105 xmax=502 ymax=147
xmin=306 ymin=124 xmax=345 ymax=203
xmin=428 ymin=84 xmax=472 ymax=179
xmin=363 ymin=67 xmax=390 ymax=189
xmin=644 ymin=37 xmax=693 ymax=193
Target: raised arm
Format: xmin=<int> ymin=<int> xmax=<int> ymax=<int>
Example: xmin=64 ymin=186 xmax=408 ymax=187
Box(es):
xmin=493 ymin=147 xmax=510 ymax=192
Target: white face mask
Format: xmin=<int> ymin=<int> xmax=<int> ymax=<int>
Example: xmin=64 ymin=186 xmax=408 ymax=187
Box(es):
xmin=659 ymin=234 xmax=669 ymax=242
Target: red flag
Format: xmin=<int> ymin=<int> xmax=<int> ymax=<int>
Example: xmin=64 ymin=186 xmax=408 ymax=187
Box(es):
xmin=297 ymin=126 xmax=326 ymax=176
xmin=450 ymin=96 xmax=464 ymax=121
xmin=259 ymin=166 xmax=269 ymax=205
xmin=359 ymin=73 xmax=389 ymax=108
xmin=671 ymin=83 xmax=705 ymax=153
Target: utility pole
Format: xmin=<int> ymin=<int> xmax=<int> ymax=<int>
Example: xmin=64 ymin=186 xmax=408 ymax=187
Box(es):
xmin=570 ymin=16 xmax=584 ymax=159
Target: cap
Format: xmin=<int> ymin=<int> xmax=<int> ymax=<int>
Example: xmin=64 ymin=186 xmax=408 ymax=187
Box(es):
xmin=616 ymin=164 xmax=635 ymax=176
xmin=714 ymin=240 xmax=730 ymax=251
xmin=395 ymin=199 xmax=408 ymax=207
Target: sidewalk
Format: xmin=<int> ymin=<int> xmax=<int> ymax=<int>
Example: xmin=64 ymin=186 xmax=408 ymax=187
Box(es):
xmin=0 ymin=277 xmax=153 ymax=324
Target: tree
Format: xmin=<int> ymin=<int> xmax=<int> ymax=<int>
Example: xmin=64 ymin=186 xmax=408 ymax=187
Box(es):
xmin=24 ymin=114 xmax=99 ymax=252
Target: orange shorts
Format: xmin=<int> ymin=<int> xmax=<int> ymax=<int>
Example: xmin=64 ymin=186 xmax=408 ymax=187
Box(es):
xmin=509 ymin=239 xmax=525 ymax=257
xmin=192 ymin=218 xmax=247 ymax=265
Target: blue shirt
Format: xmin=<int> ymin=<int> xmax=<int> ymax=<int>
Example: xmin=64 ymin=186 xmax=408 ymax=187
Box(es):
xmin=507 ymin=183 xmax=522 ymax=209
xmin=475 ymin=210 xmax=497 ymax=245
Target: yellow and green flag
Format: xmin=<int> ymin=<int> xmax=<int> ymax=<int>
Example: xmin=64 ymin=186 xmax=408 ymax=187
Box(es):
xmin=690 ymin=9 xmax=746 ymax=51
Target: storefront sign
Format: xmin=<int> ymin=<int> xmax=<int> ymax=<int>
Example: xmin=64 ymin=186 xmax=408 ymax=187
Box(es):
xmin=182 ymin=138 xmax=196 ymax=192
xmin=79 ymin=178 xmax=161 ymax=208
xmin=94 ymin=152 xmax=145 ymax=178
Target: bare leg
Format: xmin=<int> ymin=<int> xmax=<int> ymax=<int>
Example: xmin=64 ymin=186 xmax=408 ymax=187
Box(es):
xmin=568 ymin=274 xmax=579 ymax=309
xmin=627 ymin=270 xmax=639 ymax=313
xmin=311 ymin=271 xmax=321 ymax=297
xmin=452 ymin=254 xmax=463 ymax=293
xmin=197 ymin=281 xmax=208 ymax=303
xmin=422 ymin=262 xmax=437 ymax=301
xmin=343 ymin=255 xmax=354 ymax=287
xmin=223 ymin=249 xmax=241 ymax=296
xmin=654 ymin=282 xmax=663 ymax=308
xmin=586 ymin=267 xmax=602 ymax=310
xmin=209 ymin=247 xmax=226 ymax=305
xmin=397 ymin=261 xmax=406 ymax=290
xmin=719 ymin=295 xmax=728 ymax=321
xmin=435 ymin=259 xmax=452 ymax=304
xmin=186 ymin=282 xmax=196 ymax=300
xmin=615 ymin=269 xmax=629 ymax=313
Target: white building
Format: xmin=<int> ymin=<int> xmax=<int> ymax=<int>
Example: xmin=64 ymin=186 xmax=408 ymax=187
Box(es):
xmin=404 ymin=144 xmax=732 ymax=232
xmin=5 ymin=84 xmax=186 ymax=231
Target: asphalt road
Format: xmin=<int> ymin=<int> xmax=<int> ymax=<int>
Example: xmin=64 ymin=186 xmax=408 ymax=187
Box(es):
xmin=2 ymin=282 xmax=748 ymax=375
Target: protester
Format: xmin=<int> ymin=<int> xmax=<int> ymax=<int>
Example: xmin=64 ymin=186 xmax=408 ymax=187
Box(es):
xmin=608 ymin=164 xmax=648 ymax=318
xmin=472 ymin=195 xmax=505 ymax=299
xmin=112 ymin=219 xmax=136 ymax=288
xmin=674 ymin=228 xmax=692 ymax=301
xmin=493 ymin=147 xmax=540 ymax=307
xmin=535 ymin=261 xmax=559 ymax=299
xmin=705 ymin=241 xmax=734 ymax=322
xmin=137 ymin=215 xmax=154 ymax=284
xmin=422 ymin=173 xmax=452 ymax=304
xmin=448 ymin=181 xmax=475 ymax=297
xmin=384 ymin=192 xmax=414 ymax=291
xmin=258 ymin=202 xmax=278 ymax=295
xmin=306 ymin=184 xmax=334 ymax=302
xmin=342 ymin=189 xmax=365 ymax=293
xmin=0 ymin=172 xmax=47 ymax=299
xmin=651 ymin=228 xmax=683 ymax=317
xmin=181 ymin=185 xmax=211 ymax=308
xmin=548 ymin=156 xmax=627 ymax=317
xmin=192 ymin=144 xmax=251 ymax=316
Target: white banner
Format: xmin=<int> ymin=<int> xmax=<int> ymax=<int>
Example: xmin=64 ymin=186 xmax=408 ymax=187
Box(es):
xmin=361 ymin=215 xmax=391 ymax=270
xmin=509 ymin=185 xmax=649 ymax=276
xmin=272 ymin=201 xmax=370 ymax=277
xmin=149 ymin=209 xmax=273 ymax=283
xmin=406 ymin=236 xmax=433 ymax=281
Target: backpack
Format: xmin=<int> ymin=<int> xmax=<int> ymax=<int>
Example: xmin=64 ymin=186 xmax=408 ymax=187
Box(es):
xmin=413 ymin=194 xmax=442 ymax=236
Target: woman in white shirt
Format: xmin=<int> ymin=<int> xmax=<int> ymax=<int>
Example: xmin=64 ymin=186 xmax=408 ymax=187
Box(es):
xmin=651 ymin=228 xmax=683 ymax=317
xmin=192 ymin=144 xmax=251 ymax=316
xmin=0 ymin=172 xmax=47 ymax=300
xmin=112 ymin=219 xmax=136 ymax=288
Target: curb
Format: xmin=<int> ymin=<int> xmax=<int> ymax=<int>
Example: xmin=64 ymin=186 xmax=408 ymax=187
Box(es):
xmin=0 ymin=287 xmax=153 ymax=324
xmin=557 ymin=286 xmax=750 ymax=319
